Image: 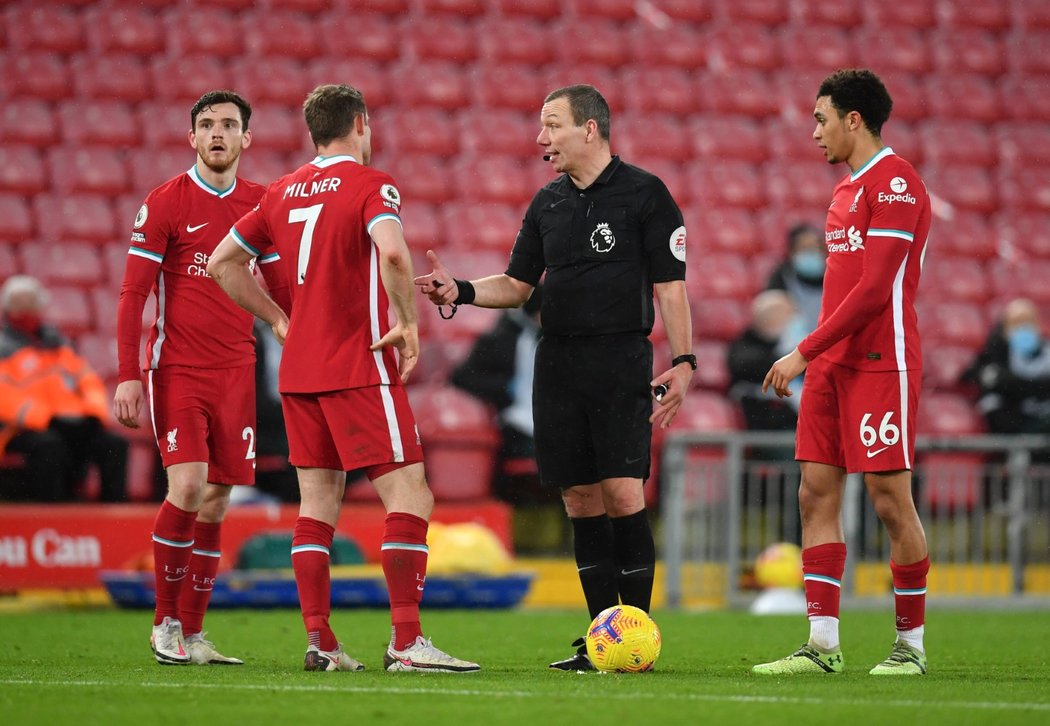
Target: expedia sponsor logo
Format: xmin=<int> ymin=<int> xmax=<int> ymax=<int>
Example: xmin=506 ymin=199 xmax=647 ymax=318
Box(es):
xmin=877 ymin=191 xmax=916 ymax=205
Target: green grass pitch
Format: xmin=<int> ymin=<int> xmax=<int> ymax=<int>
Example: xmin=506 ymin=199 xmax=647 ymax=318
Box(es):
xmin=1 ymin=607 xmax=1049 ymax=725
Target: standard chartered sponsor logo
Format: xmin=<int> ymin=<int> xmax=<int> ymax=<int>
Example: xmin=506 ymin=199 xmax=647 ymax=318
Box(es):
xmin=826 ymin=225 xmax=864 ymax=252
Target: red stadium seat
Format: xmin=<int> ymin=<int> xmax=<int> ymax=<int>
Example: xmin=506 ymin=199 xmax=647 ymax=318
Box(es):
xmin=317 ymin=12 xmax=399 ymax=61
xmin=19 ymin=241 xmax=105 ymax=288
xmin=45 ymin=285 xmax=94 ymax=337
xmin=988 ymin=258 xmax=1050 ymax=304
xmin=921 ymin=258 xmax=990 ymax=304
xmin=408 ymin=383 xmax=497 ymax=500
xmin=382 ymin=108 xmax=459 ymax=156
xmin=687 ymin=253 xmax=756 ymax=301
xmin=693 ymin=339 xmax=731 ymax=392
xmin=474 ymin=64 xmax=548 ymax=113
xmin=73 ymin=53 xmax=152 ymax=101
xmin=451 ymin=154 xmax=534 ymax=205
xmin=34 ymin=194 xmax=116 ymax=244
xmin=1001 ymin=212 xmax=1050 ymax=259
xmin=126 ymin=148 xmax=194 ymax=200
xmin=244 ymin=103 xmax=311 ymax=155
xmin=85 ymin=6 xmax=166 ymax=56
xmin=59 ymin=100 xmax=134 ymax=148
xmin=243 ymin=11 xmax=318 ymax=60
xmin=762 ymin=115 xmax=826 ymax=162
xmin=306 ymin=60 xmax=394 ymax=111
xmin=569 ymin=0 xmax=636 ymax=22
xmin=165 ymin=8 xmax=246 ymax=58
xmin=3 ymin=53 xmax=72 ymax=101
xmin=103 ymin=243 xmax=132 ymax=289
xmin=997 ymin=166 xmax=1050 ymax=213
xmin=0 ymin=194 xmax=34 ymax=242
xmin=686 ymin=161 xmax=765 ymax=211
xmin=88 ymin=283 xmax=119 ymax=334
xmin=650 ymin=0 xmax=713 ymax=23
xmin=0 ymin=147 xmax=48 ymax=196
xmin=48 ymin=148 xmax=130 ymax=197
xmin=856 ymin=28 xmax=932 ymax=73
xmin=764 ymin=160 xmax=841 ymax=209
xmin=5 ymin=5 xmax=86 ymax=54
xmin=921 ymin=120 xmax=997 ymax=168
xmin=0 ymin=100 xmax=58 ymax=149
xmin=392 ymin=62 xmax=470 ymax=111
xmin=686 ymin=208 xmax=761 ymax=256
xmin=939 ymin=0 xmax=1011 ymax=31
xmin=236 ymin=149 xmax=296 ymax=188
xmin=0 ymin=245 xmax=19 ymax=280
xmin=918 ymin=452 xmax=985 ymax=512
xmin=410 ymin=335 xmax=474 ymax=386
xmin=408 ymin=16 xmax=478 ymax=63
xmin=999 ymin=75 xmax=1050 ymax=123
xmin=398 ymin=202 xmax=444 ymax=251
xmin=864 ymin=0 xmax=936 ymax=30
xmin=884 ymin=121 xmax=924 ymax=167
xmin=924 ymin=165 xmax=997 ymax=214
xmin=922 ymin=344 xmax=977 ymax=391
xmin=439 ymin=202 xmax=521 ymax=252
xmin=617 ymin=114 xmax=692 ymax=162
xmin=719 ymin=0 xmax=789 ymax=25
xmin=496 ymin=0 xmax=561 ymax=19
xmin=628 ymin=24 xmax=708 ymax=69
xmin=870 ymin=73 xmax=926 ymax=122
xmin=933 ymin=212 xmax=997 ymax=261
xmin=268 ymin=0 xmax=333 ymax=12
xmin=476 ymin=18 xmax=556 ymax=66
xmin=916 ymin=393 xmax=985 ymax=436
xmin=418 ymin=0 xmax=487 ymax=16
xmin=931 ymin=29 xmax=1007 ymax=77
xmin=231 ymin=57 xmax=309 ymax=106
xmin=705 ymin=23 xmax=782 ymax=71
xmin=997 ymin=122 xmax=1050 ymax=169
xmin=553 ymin=20 xmax=631 ymax=68
xmin=149 ymin=56 xmax=235 ymax=103
xmin=793 ymin=0 xmax=862 ymax=28
xmin=668 ymin=390 xmax=741 ymax=432
xmin=622 ymin=68 xmax=700 ymax=115
xmin=459 ymin=108 xmax=543 ymax=160
xmin=697 ymin=70 xmax=780 ymax=118
xmin=926 ymin=75 xmax=999 ymax=123
xmin=919 ymin=300 xmax=989 ymax=350
xmin=385 ymin=155 xmax=455 ymax=204
xmin=544 ymin=65 xmax=626 ymax=112
xmin=778 ymin=27 xmax=853 ymax=73
xmin=1017 ymin=1 xmax=1050 ymax=30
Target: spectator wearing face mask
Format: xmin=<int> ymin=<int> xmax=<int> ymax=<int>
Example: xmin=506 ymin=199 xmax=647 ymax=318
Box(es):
xmin=962 ymin=297 xmax=1050 ymax=434
xmin=765 ymin=223 xmax=827 ymax=340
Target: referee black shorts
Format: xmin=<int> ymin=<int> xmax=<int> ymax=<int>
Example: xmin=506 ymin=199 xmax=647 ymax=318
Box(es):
xmin=532 ymin=333 xmax=653 ymax=489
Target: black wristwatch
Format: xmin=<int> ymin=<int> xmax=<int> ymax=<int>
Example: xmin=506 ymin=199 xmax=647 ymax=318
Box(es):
xmin=672 ymin=354 xmax=697 ymax=370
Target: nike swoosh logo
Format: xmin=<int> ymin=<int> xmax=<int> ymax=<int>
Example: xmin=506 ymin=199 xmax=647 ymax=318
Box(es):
xmin=620 ymin=567 xmax=649 ymax=576
xmin=186 ymin=222 xmax=209 ymax=233
xmin=625 ymin=455 xmax=645 ymax=465
xmin=416 ymin=585 xmax=425 ymax=591
xmin=577 ymin=564 xmax=598 ymax=572
xmin=549 ymin=198 xmax=569 ymax=209
xmin=192 ymin=586 xmax=212 ymax=592
xmin=866 ymin=446 xmax=889 ymax=458
xmin=165 ymin=575 xmax=186 ymax=582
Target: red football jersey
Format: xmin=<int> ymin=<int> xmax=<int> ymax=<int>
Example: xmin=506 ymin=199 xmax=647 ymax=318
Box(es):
xmin=231 ymin=155 xmax=404 ymax=394
xmin=117 ymin=168 xmax=281 ymax=378
xmin=799 ymin=148 xmax=931 ymax=372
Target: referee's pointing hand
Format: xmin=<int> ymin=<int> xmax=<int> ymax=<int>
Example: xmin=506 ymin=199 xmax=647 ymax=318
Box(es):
xmin=413 ymin=250 xmax=459 ymax=307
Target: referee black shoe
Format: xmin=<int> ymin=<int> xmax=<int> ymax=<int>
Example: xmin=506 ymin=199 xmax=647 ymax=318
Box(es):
xmin=548 ymin=637 xmax=595 ymax=671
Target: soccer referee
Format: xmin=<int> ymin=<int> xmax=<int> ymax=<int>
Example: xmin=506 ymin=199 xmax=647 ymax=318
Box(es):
xmin=416 ymin=84 xmax=693 ymax=671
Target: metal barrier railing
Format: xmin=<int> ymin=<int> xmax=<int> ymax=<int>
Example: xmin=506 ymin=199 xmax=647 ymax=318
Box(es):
xmin=660 ymin=431 xmax=1050 ymax=608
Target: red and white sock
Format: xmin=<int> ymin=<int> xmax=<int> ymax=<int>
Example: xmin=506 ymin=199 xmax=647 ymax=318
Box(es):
xmin=179 ymin=520 xmax=221 ymax=638
xmin=803 ymin=542 xmax=846 ymax=651
xmin=891 ymin=556 xmax=929 ymax=653
xmin=291 ymin=517 xmax=337 ymax=652
xmin=152 ymin=500 xmax=197 ymax=626
xmin=381 ymin=512 xmax=429 ymax=651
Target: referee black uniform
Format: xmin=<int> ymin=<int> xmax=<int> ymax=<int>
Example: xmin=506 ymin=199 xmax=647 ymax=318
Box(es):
xmin=505 ymin=155 xmax=686 ymax=488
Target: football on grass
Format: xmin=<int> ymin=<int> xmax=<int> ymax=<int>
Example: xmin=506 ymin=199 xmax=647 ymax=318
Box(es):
xmin=585 ymin=604 xmax=662 ymax=673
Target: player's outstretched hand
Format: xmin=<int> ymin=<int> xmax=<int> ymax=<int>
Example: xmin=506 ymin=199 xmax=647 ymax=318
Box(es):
xmin=113 ymin=379 xmax=144 ymax=429
xmin=370 ymin=322 xmax=419 ymax=383
xmin=762 ymin=348 xmax=809 ymax=399
xmin=413 ymin=249 xmax=459 ymax=307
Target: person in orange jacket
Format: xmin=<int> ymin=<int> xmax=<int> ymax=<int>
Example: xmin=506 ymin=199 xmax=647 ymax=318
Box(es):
xmin=0 ymin=275 xmax=127 ymax=501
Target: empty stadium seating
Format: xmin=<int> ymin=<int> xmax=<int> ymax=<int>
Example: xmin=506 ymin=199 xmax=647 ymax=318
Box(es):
xmin=4 ymin=0 xmax=1050 ymax=504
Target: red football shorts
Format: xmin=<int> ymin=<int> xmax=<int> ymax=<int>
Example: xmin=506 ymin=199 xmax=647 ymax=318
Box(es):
xmin=147 ymin=364 xmax=256 ymax=485
xmin=281 ymin=385 xmax=423 ymax=474
xmin=795 ymin=357 xmax=920 ymax=473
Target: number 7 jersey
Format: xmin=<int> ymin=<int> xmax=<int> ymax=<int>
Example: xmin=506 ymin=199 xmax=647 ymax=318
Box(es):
xmin=231 ymin=154 xmax=403 ymax=394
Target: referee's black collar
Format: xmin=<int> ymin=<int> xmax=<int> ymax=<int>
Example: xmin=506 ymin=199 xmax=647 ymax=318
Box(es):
xmin=566 ymin=155 xmax=622 ymax=191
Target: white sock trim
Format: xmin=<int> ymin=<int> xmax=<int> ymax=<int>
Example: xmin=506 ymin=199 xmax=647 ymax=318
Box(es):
xmin=808 ymin=615 xmax=840 ymax=652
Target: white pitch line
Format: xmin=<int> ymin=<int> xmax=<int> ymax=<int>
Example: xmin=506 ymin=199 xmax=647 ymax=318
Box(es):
xmin=2 ymin=679 xmax=1049 ymax=713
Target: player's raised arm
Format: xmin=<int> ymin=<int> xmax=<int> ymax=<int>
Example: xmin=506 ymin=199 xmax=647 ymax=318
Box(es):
xmin=207 ymin=233 xmax=289 ymax=344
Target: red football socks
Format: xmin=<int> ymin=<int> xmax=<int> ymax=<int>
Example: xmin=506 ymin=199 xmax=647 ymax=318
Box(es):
xmin=891 ymin=556 xmax=930 ymax=632
xmin=178 ymin=520 xmax=221 ymax=638
xmin=291 ymin=516 xmax=338 ymax=652
xmin=802 ymin=542 xmax=847 ymax=619
xmin=381 ymin=512 xmax=429 ymax=651
xmin=152 ymin=500 xmax=197 ymax=626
